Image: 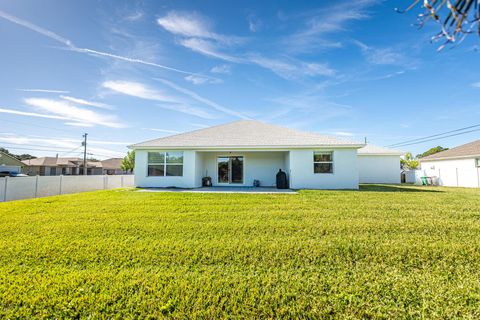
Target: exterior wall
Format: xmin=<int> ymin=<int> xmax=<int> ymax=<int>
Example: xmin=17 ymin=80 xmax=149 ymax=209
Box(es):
xmin=199 ymin=151 xmax=288 ymax=187
xmin=134 ymin=150 xmax=197 ymax=188
xmin=24 ymin=166 xmax=41 ymax=176
xmin=289 ymin=148 xmax=358 ymax=189
xmin=195 ymin=152 xmax=206 ymax=187
xmin=421 ymin=158 xmax=480 ymax=187
xmin=134 ymin=148 xmax=359 ymax=189
xmin=403 ymin=170 xmax=422 ymax=184
xmin=358 ymin=155 xmax=400 ymax=184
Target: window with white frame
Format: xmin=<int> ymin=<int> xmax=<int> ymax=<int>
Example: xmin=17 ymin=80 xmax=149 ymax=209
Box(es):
xmin=313 ymin=151 xmax=333 ymax=174
xmin=147 ymin=152 xmax=183 ymax=176
xmin=476 ymin=158 xmax=480 ymax=167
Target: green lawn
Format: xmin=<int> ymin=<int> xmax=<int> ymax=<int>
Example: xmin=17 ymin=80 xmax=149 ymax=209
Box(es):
xmin=1 ymin=185 xmax=480 ymax=318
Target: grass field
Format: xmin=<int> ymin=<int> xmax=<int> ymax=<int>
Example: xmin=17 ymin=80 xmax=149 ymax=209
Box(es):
xmin=1 ymin=185 xmax=480 ymax=318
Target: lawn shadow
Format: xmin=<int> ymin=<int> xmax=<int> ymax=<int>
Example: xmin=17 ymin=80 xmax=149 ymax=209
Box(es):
xmin=359 ymin=184 xmax=444 ymax=193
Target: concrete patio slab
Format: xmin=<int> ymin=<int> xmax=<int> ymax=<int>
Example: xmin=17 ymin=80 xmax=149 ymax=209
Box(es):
xmin=137 ymin=187 xmax=297 ymax=194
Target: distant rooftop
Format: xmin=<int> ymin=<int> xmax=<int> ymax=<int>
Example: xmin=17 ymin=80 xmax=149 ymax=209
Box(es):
xmin=358 ymin=144 xmax=404 ymax=156
xmin=130 ymin=120 xmax=364 ymax=149
xmin=22 ymin=157 xmax=122 ymax=168
xmin=420 ymin=140 xmax=480 ymax=161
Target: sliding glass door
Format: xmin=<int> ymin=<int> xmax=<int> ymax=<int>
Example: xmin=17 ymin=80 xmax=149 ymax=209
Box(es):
xmin=217 ymin=156 xmax=243 ymax=184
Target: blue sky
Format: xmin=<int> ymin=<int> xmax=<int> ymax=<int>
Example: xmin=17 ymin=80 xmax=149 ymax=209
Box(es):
xmin=0 ymin=0 xmax=479 ymax=159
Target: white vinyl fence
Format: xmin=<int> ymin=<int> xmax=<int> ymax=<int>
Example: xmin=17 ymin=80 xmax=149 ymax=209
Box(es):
xmin=0 ymin=175 xmax=134 ymax=202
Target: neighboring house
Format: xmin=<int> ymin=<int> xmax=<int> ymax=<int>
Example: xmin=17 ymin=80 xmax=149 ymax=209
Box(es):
xmin=22 ymin=157 xmax=101 ymax=176
xmin=100 ymin=158 xmax=127 ymax=175
xmin=129 ymin=120 xmax=369 ymax=189
xmin=22 ymin=157 xmax=127 ymax=176
xmin=23 ymin=157 xmax=79 ymax=176
xmin=358 ymin=145 xmax=403 ymax=184
xmin=420 ymin=140 xmax=480 ymax=188
xmin=0 ymin=151 xmax=25 ymax=173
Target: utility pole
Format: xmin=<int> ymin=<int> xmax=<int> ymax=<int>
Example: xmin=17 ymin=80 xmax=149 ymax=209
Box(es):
xmin=82 ymin=133 xmax=88 ymax=175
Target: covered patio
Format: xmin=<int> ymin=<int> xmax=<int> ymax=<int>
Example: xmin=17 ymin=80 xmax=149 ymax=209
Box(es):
xmin=195 ymin=151 xmax=290 ymax=188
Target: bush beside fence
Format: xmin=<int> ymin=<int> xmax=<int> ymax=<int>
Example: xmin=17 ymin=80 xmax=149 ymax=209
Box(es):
xmin=0 ymin=175 xmax=134 ymax=202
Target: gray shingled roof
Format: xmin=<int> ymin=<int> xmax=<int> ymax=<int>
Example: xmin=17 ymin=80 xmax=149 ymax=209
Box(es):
xmin=22 ymin=157 xmax=103 ymax=168
xmin=420 ymin=140 xmax=480 ymax=161
xmin=358 ymin=144 xmax=404 ymax=155
xmin=130 ymin=120 xmax=364 ymax=149
xmin=101 ymin=158 xmax=123 ymax=169
xmin=22 ymin=157 xmax=78 ymax=167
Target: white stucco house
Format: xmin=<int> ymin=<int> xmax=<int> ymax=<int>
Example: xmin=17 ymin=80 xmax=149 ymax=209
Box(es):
xmin=357 ymin=145 xmax=403 ymax=184
xmin=129 ymin=120 xmax=401 ymax=189
xmin=420 ymin=140 xmax=480 ymax=188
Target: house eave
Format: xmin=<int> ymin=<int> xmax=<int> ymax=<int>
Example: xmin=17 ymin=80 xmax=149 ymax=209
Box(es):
xmin=358 ymin=153 xmax=404 ymax=156
xmin=420 ymin=154 xmax=480 ymax=162
xmin=128 ymin=144 xmax=366 ymax=150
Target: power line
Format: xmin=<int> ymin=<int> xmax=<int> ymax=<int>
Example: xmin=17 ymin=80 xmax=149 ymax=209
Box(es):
xmin=88 ymin=152 xmax=122 ymax=158
xmin=58 ymin=145 xmax=83 ymax=156
xmin=0 ymin=142 xmax=78 ymax=151
xmin=388 ymin=128 xmax=480 ymax=148
xmin=1 ymin=118 xmax=130 ymax=144
xmin=0 ymin=146 xmax=82 ymax=153
xmin=0 ymin=117 xmax=83 ymax=135
xmin=387 ymin=123 xmax=480 ymax=148
xmin=1 ymin=141 xmax=125 ymax=155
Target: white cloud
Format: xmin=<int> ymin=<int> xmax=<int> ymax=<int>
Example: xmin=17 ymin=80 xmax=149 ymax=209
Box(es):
xmin=247 ymin=54 xmax=335 ymax=79
xmin=331 ymin=131 xmax=354 ymax=137
xmin=124 ymin=11 xmax=144 ymax=22
xmin=210 ymin=64 xmax=231 ymax=74
xmin=158 ymin=11 xmax=335 ymax=80
xmin=156 ymin=11 xmax=337 ymax=80
xmin=185 ymin=75 xmax=208 ymax=85
xmin=142 ymin=128 xmax=181 ymax=134
xmin=71 ymin=47 xmax=213 ymax=78
xmin=184 ymin=75 xmax=222 ymax=85
xmin=102 ymin=80 xmax=179 ymax=103
xmin=60 ymin=95 xmax=114 ymax=110
xmin=157 ymin=103 xmax=216 ymax=119
xmin=179 ymin=37 xmax=335 ymax=79
xmin=155 ymin=78 xmax=249 ymax=119
xmin=157 ymin=11 xmax=243 ymax=45
xmin=64 ymin=122 xmax=95 ymax=127
xmin=24 ymin=98 xmax=124 ymax=128
xmin=0 ymin=10 xmax=212 ymax=78
xmin=0 ymin=107 xmax=68 ymax=120
xmin=0 ymin=133 xmax=129 ymax=158
xmin=283 ymin=0 xmax=379 ymax=52
xmin=16 ymin=88 xmax=69 ymax=93
xmin=353 ymin=40 xmax=413 ymax=67
xmin=247 ymin=14 xmax=262 ymax=32
xmin=103 ymin=80 xmax=216 ymax=119
xmin=471 ymin=82 xmax=480 ymax=88
xmin=0 ymin=10 xmax=72 ymax=46
xmin=179 ymin=38 xmax=243 ymax=62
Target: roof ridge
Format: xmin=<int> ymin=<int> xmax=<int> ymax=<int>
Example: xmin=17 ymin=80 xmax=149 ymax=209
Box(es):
xmin=130 ymin=120 xmax=365 ymax=148
xmin=128 ymin=120 xmax=261 ymax=148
